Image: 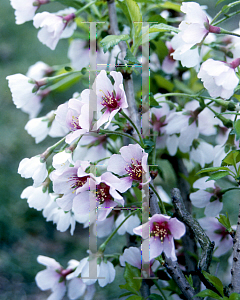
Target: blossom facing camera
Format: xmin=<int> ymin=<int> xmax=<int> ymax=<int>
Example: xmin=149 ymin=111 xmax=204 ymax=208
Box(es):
xmin=33 ymin=8 xmax=77 ymax=50
xmin=198 ymin=58 xmax=240 ymax=99
xmin=133 ymin=214 xmax=186 ymax=261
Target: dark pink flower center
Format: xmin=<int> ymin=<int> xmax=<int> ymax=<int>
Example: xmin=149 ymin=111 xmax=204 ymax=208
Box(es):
xmin=125 ymin=159 xmax=144 ymax=181
xmin=100 ymin=90 xmax=120 ymax=111
xmin=69 ymin=115 xmax=82 ymax=131
xmin=69 ymin=175 xmax=89 ymax=191
xmin=96 ymin=182 xmax=112 ymax=204
xmin=151 ymin=221 xmax=170 ymax=241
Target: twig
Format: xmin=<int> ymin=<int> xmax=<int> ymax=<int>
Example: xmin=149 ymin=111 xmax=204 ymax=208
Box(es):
xmin=230 ymin=203 xmax=240 ymax=294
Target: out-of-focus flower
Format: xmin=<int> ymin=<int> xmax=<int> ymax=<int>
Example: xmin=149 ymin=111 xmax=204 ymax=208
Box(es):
xmin=133 ymin=214 xmax=186 ymax=261
xmin=189 ymin=139 xmax=214 ymax=167
xmin=162 ymin=41 xmax=178 ymax=74
xmin=26 ymin=61 xmax=52 ymax=80
xmin=190 ymin=177 xmax=223 ymax=217
xmin=115 ymin=212 xmax=141 ymax=235
xmin=10 ymin=0 xmax=49 ymax=24
xmin=198 ymin=217 xmax=235 ymax=256
xmin=198 ymin=58 xmax=240 ymax=99
xmin=33 ymin=8 xmax=77 ymax=50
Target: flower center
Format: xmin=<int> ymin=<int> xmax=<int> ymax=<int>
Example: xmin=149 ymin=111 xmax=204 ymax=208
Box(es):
xmin=69 ymin=115 xmax=82 ymax=131
xmin=69 ymin=175 xmax=89 ymax=191
xmin=125 ymin=159 xmax=144 ymax=181
xmin=96 ymin=182 xmax=112 ymax=204
xmin=100 ymin=90 xmax=120 ymax=110
xmin=151 ymin=222 xmax=169 ymax=242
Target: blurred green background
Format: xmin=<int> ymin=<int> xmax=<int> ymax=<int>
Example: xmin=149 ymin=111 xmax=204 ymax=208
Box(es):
xmin=1 ymin=0 xmax=240 ymax=299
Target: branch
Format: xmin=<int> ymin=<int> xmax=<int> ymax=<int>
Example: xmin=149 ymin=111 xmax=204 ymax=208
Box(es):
xmin=230 ymin=203 xmax=240 ymax=294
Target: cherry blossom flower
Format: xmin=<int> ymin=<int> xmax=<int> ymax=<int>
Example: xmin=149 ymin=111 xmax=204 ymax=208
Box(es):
xmin=25 ymin=110 xmax=68 ymax=143
xmin=162 ymin=41 xmax=178 ymax=74
xmin=55 ymin=96 xmax=90 ymax=144
xmin=171 ymin=2 xmax=220 ymax=68
xmin=21 ymin=185 xmax=50 ymax=211
xmin=26 ymin=61 xmax=52 ymax=80
xmin=133 ymin=214 xmax=186 ymax=261
xmin=190 ymin=177 xmax=223 ymax=217
xmin=198 ymin=217 xmax=235 ymax=257
xmin=198 ymin=58 xmax=240 ymax=99
xmin=10 ymin=0 xmax=49 ymax=24
xmin=6 ymin=73 xmax=47 ymax=118
xmin=92 ymin=70 xmax=128 ymax=129
xmin=115 ymin=212 xmax=141 ymax=235
xmin=107 ymin=144 xmax=150 ymax=189
xmin=18 ymin=155 xmax=48 ymax=187
xmin=189 ymin=140 xmax=214 ymax=167
xmin=72 ymin=256 xmax=115 ymax=287
xmin=33 ymin=8 xmax=77 ymax=50
xmin=92 ymin=215 xmax=115 ymax=238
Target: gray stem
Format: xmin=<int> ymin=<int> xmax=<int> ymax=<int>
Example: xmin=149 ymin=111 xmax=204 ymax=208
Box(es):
xmin=230 ymin=203 xmax=240 ymax=294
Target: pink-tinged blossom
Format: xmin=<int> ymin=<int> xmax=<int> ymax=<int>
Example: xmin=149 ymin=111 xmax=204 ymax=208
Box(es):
xmin=198 ymin=217 xmax=235 ymax=257
xmin=10 ymin=0 xmax=49 ymax=24
xmin=50 ymin=160 xmax=92 ymax=212
xmin=73 ymin=256 xmax=115 ymax=287
xmin=6 ymin=73 xmax=47 ymax=118
xmin=198 ymin=58 xmax=240 ymax=99
xmin=115 ymin=212 xmax=141 ymax=235
xmin=73 ymin=172 xmax=127 ymax=222
xmin=190 ymin=177 xmax=223 ymax=217
xmin=21 ymin=185 xmax=50 ymax=211
xmin=92 ymin=215 xmax=115 ymax=238
xmin=171 ymin=2 xmax=220 ymax=68
xmin=26 ymin=61 xmax=52 ymax=80
xmin=107 ymin=144 xmax=150 ymax=189
xmin=18 ymin=156 xmax=48 ymax=187
xmin=133 ymin=214 xmax=186 ymax=261
xmin=33 ymin=8 xmax=77 ymax=50
xmin=189 ymin=140 xmax=214 ymax=167
xmin=25 ymin=110 xmax=68 ymax=143
xmin=92 ymin=70 xmax=128 ymax=129
xmin=55 ymin=96 xmax=90 ymax=144
xmin=162 ymin=41 xmax=178 ymax=74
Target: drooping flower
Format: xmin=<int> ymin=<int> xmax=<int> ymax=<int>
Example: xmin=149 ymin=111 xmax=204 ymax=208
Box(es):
xmin=161 ymin=41 xmax=178 ymax=74
xmin=72 ymin=256 xmax=115 ymax=287
xmin=18 ymin=155 xmax=48 ymax=187
xmin=133 ymin=214 xmax=186 ymax=261
xmin=198 ymin=217 xmax=235 ymax=257
xmin=92 ymin=70 xmax=128 ymax=129
xmin=21 ymin=185 xmax=50 ymax=211
xmin=26 ymin=61 xmax=52 ymax=80
xmin=198 ymin=58 xmax=240 ymax=99
xmin=190 ymin=177 xmax=223 ymax=217
xmin=107 ymin=143 xmax=150 ymax=189
xmin=33 ymin=8 xmax=77 ymax=50
xmin=10 ymin=0 xmax=49 ymax=24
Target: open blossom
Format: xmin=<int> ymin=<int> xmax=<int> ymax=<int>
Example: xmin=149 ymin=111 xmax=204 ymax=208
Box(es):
xmin=115 ymin=212 xmax=141 ymax=235
xmin=171 ymin=2 xmax=219 ymax=68
xmin=73 ymin=256 xmax=115 ymax=287
xmin=198 ymin=58 xmax=240 ymax=99
xmin=18 ymin=156 xmax=48 ymax=187
xmin=198 ymin=217 xmax=235 ymax=257
xmin=107 ymin=144 xmax=150 ymax=189
xmin=10 ymin=0 xmax=49 ymax=24
xmin=133 ymin=214 xmax=186 ymax=261
xmin=190 ymin=177 xmax=223 ymax=217
xmin=92 ymin=70 xmax=128 ymax=129
xmin=21 ymin=185 xmax=50 ymax=211
xmin=26 ymin=61 xmax=52 ymax=80
xmin=33 ymin=8 xmax=77 ymax=50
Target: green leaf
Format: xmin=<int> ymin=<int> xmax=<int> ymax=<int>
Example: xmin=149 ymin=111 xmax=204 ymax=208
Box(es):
xmin=206 ymin=171 xmax=230 ymax=181
xmin=222 ymin=4 xmax=230 ymax=14
xmin=126 ymin=296 xmax=143 ymax=300
xmin=222 ymin=150 xmax=240 ymax=166
xmin=216 ymin=0 xmax=227 ymax=6
xmin=123 ymin=262 xmax=142 ymax=292
xmin=119 ymin=292 xmax=135 ymax=298
xmin=196 ymin=166 xmax=231 ymax=175
xmin=233 ymin=119 xmax=240 ymax=141
xmin=229 ymin=293 xmax=240 ymax=300
xmin=64 ymin=66 xmax=72 ymax=72
xmin=55 ymin=0 xmax=83 ymax=8
xmin=155 ymin=74 xmax=174 ymax=92
xmin=126 ymin=0 xmax=142 ymax=39
xmin=100 ymin=34 xmax=130 ymax=53
xmin=124 ymin=49 xmax=141 ymax=65
xmin=194 ymin=289 xmax=223 ymax=299
xmin=185 ymin=274 xmax=193 ymax=288
xmin=149 ymin=23 xmax=180 ymax=34
xmin=216 ymin=213 xmax=232 ymax=232
xmin=149 ymin=294 xmax=164 ymax=300
xmin=158 ymin=1 xmax=181 ymax=12
xmin=119 ymin=283 xmax=139 ymax=294
xmin=143 ymin=138 xmax=155 ymax=154
xmin=202 ymin=271 xmax=224 ymax=296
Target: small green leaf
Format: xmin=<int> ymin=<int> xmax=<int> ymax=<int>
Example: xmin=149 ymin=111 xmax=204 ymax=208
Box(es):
xmin=222 ymin=150 xmax=240 ymax=166
xmin=64 ymin=66 xmax=72 ymax=71
xmin=126 ymin=0 xmax=142 ymax=39
xmin=202 ymin=271 xmax=224 ymax=296
xmin=216 ymin=0 xmax=227 ymax=6
xmin=229 ymin=293 xmax=240 ymax=300
xmin=233 ymin=119 xmax=240 ymax=141
xmin=143 ymin=138 xmax=155 ymax=154
xmin=196 ymin=166 xmax=231 ymax=175
xmin=126 ymin=296 xmax=143 ymax=300
xmin=149 ymin=23 xmax=180 ymax=34
xmin=100 ymin=34 xmax=130 ymax=53
xmin=119 ymin=283 xmax=138 ymax=294
xmin=206 ymin=171 xmax=230 ymax=181
xmin=124 ymin=49 xmax=141 ymax=65
xmin=123 ymin=262 xmax=142 ymax=292
xmin=155 ymin=74 xmax=174 ymax=92
xmin=216 ymin=213 xmax=232 ymax=232
xmin=194 ymin=289 xmax=223 ymax=299
xmin=222 ymin=4 xmax=230 ymax=14
xmin=185 ymin=274 xmax=193 ymax=288
xmin=149 ymin=294 xmax=164 ymax=300
xmin=119 ymin=292 xmax=135 ymax=298
xmin=159 ymin=1 xmax=181 ymax=12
